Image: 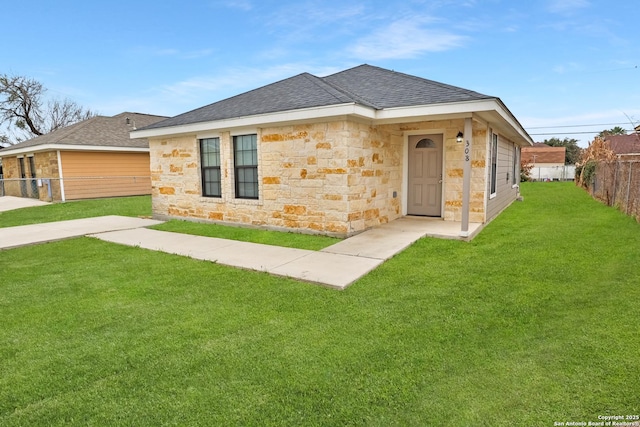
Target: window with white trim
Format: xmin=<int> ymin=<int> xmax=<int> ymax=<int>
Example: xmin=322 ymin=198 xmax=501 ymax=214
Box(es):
xmin=200 ymin=137 xmax=221 ymax=197
xmin=233 ymin=134 xmax=258 ymax=199
xmin=490 ymin=132 xmax=498 ymax=197
xmin=512 ymin=145 xmax=519 ymax=186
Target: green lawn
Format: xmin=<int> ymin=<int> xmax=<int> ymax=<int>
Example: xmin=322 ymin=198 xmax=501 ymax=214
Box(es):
xmin=0 ymin=195 xmax=151 ymax=228
xmin=1 ymin=182 xmax=639 ymax=426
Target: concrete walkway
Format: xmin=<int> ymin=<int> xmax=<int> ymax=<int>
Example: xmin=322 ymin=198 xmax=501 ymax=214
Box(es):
xmin=0 ymin=216 xmax=163 ymax=250
xmin=92 ymin=227 xmax=382 ymax=289
xmin=1 ymin=214 xmax=481 ymax=289
xmin=0 ymin=196 xmax=49 ymax=212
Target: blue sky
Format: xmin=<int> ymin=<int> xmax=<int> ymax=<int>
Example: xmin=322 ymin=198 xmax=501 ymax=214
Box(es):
xmin=3 ymin=0 xmax=638 ymax=146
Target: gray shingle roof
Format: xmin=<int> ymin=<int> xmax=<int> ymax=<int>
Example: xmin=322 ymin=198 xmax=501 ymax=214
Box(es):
xmin=323 ymin=64 xmax=492 ymax=108
xmin=142 ymin=64 xmax=494 ymax=131
xmin=3 ymin=112 xmax=167 ymax=151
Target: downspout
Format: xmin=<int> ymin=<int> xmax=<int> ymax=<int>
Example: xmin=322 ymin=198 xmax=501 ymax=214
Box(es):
xmin=57 ymin=150 xmax=66 ymax=202
xmin=460 ymin=117 xmax=473 ymax=237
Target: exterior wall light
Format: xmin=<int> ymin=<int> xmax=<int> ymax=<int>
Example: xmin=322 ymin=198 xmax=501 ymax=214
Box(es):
xmin=456 ymin=131 xmax=464 ymax=143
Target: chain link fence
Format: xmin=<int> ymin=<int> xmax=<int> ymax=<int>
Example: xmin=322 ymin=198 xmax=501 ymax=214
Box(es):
xmin=589 ymin=157 xmax=640 ymax=221
xmin=0 ymin=176 xmax=151 ymax=201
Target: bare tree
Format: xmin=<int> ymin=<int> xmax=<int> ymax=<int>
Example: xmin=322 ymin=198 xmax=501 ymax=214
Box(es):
xmin=0 ymin=73 xmax=95 ymax=145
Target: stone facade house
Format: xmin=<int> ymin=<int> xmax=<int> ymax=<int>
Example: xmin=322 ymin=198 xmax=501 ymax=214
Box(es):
xmin=133 ymin=65 xmax=533 ymax=237
xmin=0 ymin=112 xmax=166 ymax=201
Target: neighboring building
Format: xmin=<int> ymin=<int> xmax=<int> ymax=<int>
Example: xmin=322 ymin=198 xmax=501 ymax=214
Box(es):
xmin=521 ymin=144 xmax=573 ymax=181
xmin=606 ymin=133 xmax=640 ymax=156
xmin=133 ymin=64 xmax=533 ymax=237
xmin=0 ymin=112 xmax=167 ymax=201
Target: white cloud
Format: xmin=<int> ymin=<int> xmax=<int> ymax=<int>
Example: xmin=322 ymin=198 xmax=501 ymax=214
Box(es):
xmin=348 ymin=18 xmax=466 ymax=60
xmin=182 ymin=49 xmax=215 ymax=59
xmin=131 ymin=47 xmax=214 ymax=60
xmin=216 ymin=0 xmax=253 ymax=11
xmin=90 ymin=62 xmax=351 ymax=117
xmin=552 ymin=62 xmax=583 ymax=74
xmin=547 ymin=0 xmax=589 ymax=14
xmin=157 ymin=63 xmax=342 ymax=105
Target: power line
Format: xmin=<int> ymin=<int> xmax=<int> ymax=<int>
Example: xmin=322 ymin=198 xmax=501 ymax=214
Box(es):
xmin=530 ymin=130 xmax=634 ymax=136
xmin=526 ymin=122 xmax=632 ymax=129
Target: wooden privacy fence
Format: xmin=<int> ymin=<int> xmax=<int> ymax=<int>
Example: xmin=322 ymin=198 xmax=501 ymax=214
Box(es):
xmin=589 ymin=156 xmax=640 ymax=221
xmin=0 ymin=176 xmax=151 ymax=201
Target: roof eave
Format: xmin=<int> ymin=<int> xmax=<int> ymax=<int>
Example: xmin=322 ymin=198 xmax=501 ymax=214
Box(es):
xmin=131 ymin=98 xmax=534 ymax=147
xmin=375 ymin=99 xmax=534 ymax=146
xmin=131 ymin=103 xmax=370 ymax=139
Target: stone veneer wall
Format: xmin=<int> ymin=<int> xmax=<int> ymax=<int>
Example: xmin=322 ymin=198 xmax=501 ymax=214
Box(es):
xmin=443 ymin=122 xmax=488 ymax=223
xmin=35 ymin=151 xmax=62 ymax=201
xmin=0 ymin=152 xmax=61 ymax=201
xmin=149 ymin=117 xmax=488 ymax=236
xmin=0 ymin=157 xmax=20 ymax=197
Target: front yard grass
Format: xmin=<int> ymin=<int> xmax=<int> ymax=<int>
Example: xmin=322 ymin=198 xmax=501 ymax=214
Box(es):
xmin=0 ymin=195 xmax=151 ymax=228
xmin=1 ymin=182 xmax=639 ymax=426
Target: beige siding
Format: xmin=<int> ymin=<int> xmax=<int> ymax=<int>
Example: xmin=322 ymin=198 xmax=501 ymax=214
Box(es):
xmin=60 ymin=151 xmax=151 ymax=200
xmin=486 ymin=134 xmax=518 ymax=221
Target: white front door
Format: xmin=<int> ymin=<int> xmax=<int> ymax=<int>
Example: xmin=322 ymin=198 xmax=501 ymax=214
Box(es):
xmin=407 ymin=134 xmax=443 ymax=216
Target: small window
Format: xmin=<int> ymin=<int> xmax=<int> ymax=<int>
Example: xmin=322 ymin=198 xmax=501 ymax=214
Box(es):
xmin=234 ymin=134 xmax=258 ymax=199
xmin=28 ymin=156 xmax=36 ymax=178
xmin=512 ymin=145 xmax=518 ymax=186
xmin=416 ymin=138 xmax=436 ymax=148
xmin=490 ymin=132 xmax=498 ymax=197
xmin=200 ymin=137 xmax=221 ymax=197
xmin=18 ymin=157 xmax=26 ymax=178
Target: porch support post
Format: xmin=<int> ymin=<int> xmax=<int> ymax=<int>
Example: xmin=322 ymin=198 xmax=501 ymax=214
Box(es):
xmin=460 ymin=117 xmax=473 ymax=237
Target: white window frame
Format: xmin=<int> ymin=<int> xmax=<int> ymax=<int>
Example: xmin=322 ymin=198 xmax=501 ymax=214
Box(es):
xmin=490 ymin=132 xmax=498 ymax=199
xmin=512 ymin=145 xmax=519 ymax=188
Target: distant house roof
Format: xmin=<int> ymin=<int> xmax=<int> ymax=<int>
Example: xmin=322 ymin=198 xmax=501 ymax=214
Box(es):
xmin=606 ymin=133 xmax=640 ymax=155
xmin=522 ymin=146 xmax=566 ymax=164
xmin=0 ymin=112 xmax=167 ymax=157
xmin=142 ymin=64 xmax=494 ymax=131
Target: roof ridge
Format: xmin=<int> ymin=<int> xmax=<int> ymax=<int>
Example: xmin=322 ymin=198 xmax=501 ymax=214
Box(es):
xmin=319 ymin=74 xmax=382 ymax=110
xmin=298 ymin=73 xmax=356 ymax=105
xmin=159 ymin=72 xmax=320 ymax=121
xmin=331 ymin=64 xmax=493 ymax=98
xmin=28 ymin=116 xmax=102 ymax=146
xmin=377 ymin=65 xmax=494 ymax=99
